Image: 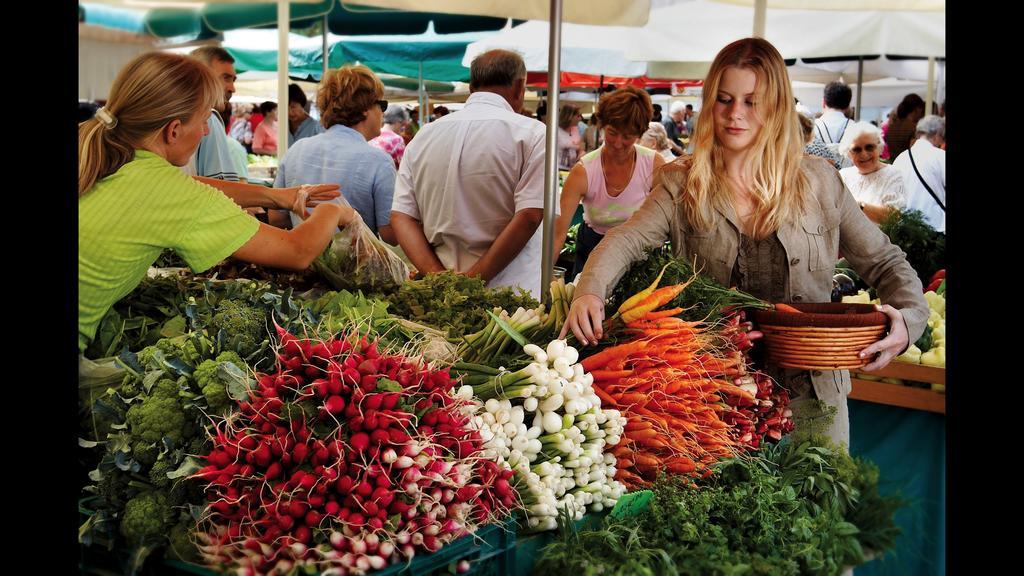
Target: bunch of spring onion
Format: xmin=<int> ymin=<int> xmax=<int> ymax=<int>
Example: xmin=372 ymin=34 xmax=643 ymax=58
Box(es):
xmin=454 ymin=339 xmax=627 ymax=532
xmin=457 ymin=279 xmax=576 ymax=364
xmin=192 ymin=327 xmax=518 ymax=576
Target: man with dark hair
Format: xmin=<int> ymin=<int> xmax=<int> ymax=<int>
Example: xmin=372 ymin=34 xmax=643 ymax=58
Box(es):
xmin=814 ymin=81 xmax=853 ymax=145
xmin=187 ymin=46 xmax=240 ymax=182
xmin=814 ymin=81 xmax=853 ymax=169
xmin=287 ymin=83 xmax=323 ymax=146
xmin=390 ymin=49 xmax=547 ymax=298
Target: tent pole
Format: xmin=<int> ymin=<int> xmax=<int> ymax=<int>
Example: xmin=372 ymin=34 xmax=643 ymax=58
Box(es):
xmin=753 ymin=0 xmax=766 ymax=38
xmin=926 ymin=56 xmax=936 ymax=115
xmin=419 ymin=61 xmax=426 ymax=126
xmin=277 ymin=0 xmax=290 ymax=160
xmin=322 ymin=13 xmax=329 ymax=80
xmin=855 ymin=56 xmax=863 ymax=121
xmin=541 ymin=0 xmax=563 ymax=305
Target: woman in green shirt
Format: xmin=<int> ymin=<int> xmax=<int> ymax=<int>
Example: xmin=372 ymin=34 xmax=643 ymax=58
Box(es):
xmin=78 ymin=52 xmax=355 ymax=350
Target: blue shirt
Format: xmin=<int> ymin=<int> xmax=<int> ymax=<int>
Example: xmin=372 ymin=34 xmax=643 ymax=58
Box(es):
xmin=288 ymin=116 xmax=324 ymax=147
xmin=276 ymin=124 xmax=396 ymax=235
xmin=195 ymin=112 xmax=240 ymax=182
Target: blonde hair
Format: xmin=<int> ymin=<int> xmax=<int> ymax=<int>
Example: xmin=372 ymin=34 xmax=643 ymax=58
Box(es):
xmin=683 ymin=38 xmax=808 ymax=238
xmin=78 ymin=52 xmax=222 ymax=197
xmin=317 ymin=65 xmax=384 ymax=129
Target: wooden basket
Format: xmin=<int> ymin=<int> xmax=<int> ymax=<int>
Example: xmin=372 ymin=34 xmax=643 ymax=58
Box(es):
xmin=751 ymin=303 xmax=889 ymax=371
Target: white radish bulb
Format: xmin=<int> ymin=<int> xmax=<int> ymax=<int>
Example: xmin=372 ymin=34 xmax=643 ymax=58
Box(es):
xmin=485 ymin=398 xmax=501 ymax=413
xmin=547 ymin=378 xmax=565 ymax=396
xmin=510 ymin=407 xmax=525 ymax=425
xmin=546 ymin=339 xmax=567 ymax=360
xmin=540 ymin=394 xmax=565 ymax=413
xmin=527 ymin=426 xmax=543 ymax=440
xmin=564 ymin=346 xmax=580 ymax=365
xmin=523 ymin=343 xmax=543 ymax=357
xmin=504 ymin=422 xmax=519 ymax=437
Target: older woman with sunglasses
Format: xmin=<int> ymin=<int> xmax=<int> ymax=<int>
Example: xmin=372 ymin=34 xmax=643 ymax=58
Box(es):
xmin=838 ymin=122 xmax=907 ymax=224
xmin=275 ymin=64 xmax=398 ymax=244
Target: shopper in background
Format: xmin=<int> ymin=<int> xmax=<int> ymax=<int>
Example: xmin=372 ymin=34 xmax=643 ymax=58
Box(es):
xmin=661 ymin=101 xmax=688 ymax=156
xmin=582 ymin=115 xmax=602 ymax=153
xmin=639 ymin=121 xmax=677 ymax=162
xmin=252 ymin=101 xmax=279 ymax=156
xmin=884 ymin=93 xmax=926 ymax=161
xmin=287 ymin=83 xmax=324 ymax=146
xmin=798 ymin=113 xmax=844 ymax=170
xmin=228 ymin=103 xmax=253 ymax=152
xmin=813 ymin=81 xmax=853 ymax=149
xmin=557 ymin=103 xmax=584 ymax=170
xmin=276 ymin=65 xmax=397 ymax=243
xmin=651 ymin=103 xmax=663 ymax=123
xmin=370 ymin=104 xmax=411 ymax=170
xmin=838 ymin=121 xmax=906 ymax=224
xmin=187 ymin=46 xmax=241 ymax=182
xmin=79 ymin=51 xmax=353 ymax=352
xmin=552 ymin=85 xmax=667 ymax=280
xmin=893 ymin=115 xmax=945 ymax=233
xmin=249 ymin=104 xmax=264 ymax=135
xmin=561 ymin=37 xmax=928 ymax=448
xmin=391 ymin=49 xmax=546 ymax=299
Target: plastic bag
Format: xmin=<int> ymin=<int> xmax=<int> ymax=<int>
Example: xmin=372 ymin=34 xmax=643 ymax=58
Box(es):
xmin=313 ymin=210 xmax=410 ymax=293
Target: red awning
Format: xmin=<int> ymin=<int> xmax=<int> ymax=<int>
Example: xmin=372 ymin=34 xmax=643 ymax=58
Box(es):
xmin=526 ymin=71 xmax=703 ymax=90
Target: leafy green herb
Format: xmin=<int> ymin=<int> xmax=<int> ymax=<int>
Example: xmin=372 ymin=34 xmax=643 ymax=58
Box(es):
xmin=879 ymin=209 xmax=945 ymax=284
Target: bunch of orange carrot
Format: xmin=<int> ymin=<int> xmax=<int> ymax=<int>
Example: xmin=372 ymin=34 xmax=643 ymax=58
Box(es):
xmin=581 ymin=269 xmax=758 ymax=489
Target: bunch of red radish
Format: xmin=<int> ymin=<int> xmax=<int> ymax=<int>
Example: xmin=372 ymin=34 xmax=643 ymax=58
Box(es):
xmin=720 ymin=370 xmax=794 ymax=449
xmin=193 ymin=326 xmax=518 ymax=576
xmin=717 ymin=309 xmax=763 ymax=353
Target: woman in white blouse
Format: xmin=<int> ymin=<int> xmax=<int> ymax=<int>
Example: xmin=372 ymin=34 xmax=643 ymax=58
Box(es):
xmin=838 ymin=121 xmax=906 ymax=224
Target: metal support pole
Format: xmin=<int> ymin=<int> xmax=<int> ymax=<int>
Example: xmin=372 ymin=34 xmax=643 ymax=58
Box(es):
xmin=419 ymin=61 xmax=426 ymax=126
xmin=753 ymin=0 xmax=766 ymax=38
xmin=322 ymin=13 xmax=329 ymax=81
xmin=540 ymin=0 xmax=563 ymax=305
xmin=926 ymin=56 xmax=936 ymax=115
xmin=855 ymin=56 xmax=863 ymax=121
xmin=277 ymin=0 xmax=290 ymax=159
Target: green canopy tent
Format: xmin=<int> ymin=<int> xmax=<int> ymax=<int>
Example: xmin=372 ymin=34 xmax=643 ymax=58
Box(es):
xmin=80 ymin=1 xmax=514 ymax=154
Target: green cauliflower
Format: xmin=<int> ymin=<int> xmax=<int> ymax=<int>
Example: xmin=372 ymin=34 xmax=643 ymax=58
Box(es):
xmin=126 ymin=379 xmax=187 ymax=447
xmin=192 ymin=351 xmax=246 ymax=414
xmin=120 ymin=491 xmax=175 ymax=546
xmin=209 ymin=299 xmax=268 ymax=358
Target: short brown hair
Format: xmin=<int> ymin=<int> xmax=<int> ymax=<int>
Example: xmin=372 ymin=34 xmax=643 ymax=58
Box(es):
xmin=317 ymin=65 xmax=384 ymax=129
xmin=594 ymin=86 xmax=652 ymax=138
xmin=469 ymin=49 xmax=526 ymax=91
xmin=558 ymin=103 xmax=580 ymax=130
xmin=190 ymin=46 xmax=235 ymax=66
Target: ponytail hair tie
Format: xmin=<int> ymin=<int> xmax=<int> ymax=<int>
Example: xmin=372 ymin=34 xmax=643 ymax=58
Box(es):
xmin=95 ymin=106 xmax=118 ymax=130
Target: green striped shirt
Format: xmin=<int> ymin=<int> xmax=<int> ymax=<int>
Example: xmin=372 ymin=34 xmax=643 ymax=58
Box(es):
xmin=79 ymin=150 xmax=260 ymax=350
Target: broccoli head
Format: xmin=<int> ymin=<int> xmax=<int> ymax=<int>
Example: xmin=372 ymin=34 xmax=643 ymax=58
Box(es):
xmin=148 ymin=457 xmax=175 ymax=489
xmin=209 ymin=300 xmax=268 ymax=358
xmin=120 ymin=491 xmax=175 ymax=546
xmin=126 ymin=379 xmax=186 ymax=446
xmin=167 ymin=477 xmax=205 ymax=508
xmin=167 ymin=520 xmax=202 ymax=563
xmin=137 ymin=336 xmax=206 ymax=369
xmin=193 ymin=351 xmax=246 ymax=414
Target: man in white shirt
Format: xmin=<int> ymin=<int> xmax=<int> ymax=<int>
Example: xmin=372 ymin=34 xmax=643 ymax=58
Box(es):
xmin=814 ymin=82 xmax=854 ymax=170
xmin=893 ymin=115 xmax=946 ymax=232
xmin=390 ymin=49 xmax=547 ymax=299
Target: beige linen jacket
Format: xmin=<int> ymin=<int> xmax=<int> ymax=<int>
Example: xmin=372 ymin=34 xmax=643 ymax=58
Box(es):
xmin=575 ymin=155 xmax=929 ymax=423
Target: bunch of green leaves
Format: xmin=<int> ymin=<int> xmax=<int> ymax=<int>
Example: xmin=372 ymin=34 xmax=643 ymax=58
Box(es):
xmin=81 ymin=348 xmax=253 ymax=572
xmin=536 ymin=435 xmax=906 ymax=576
xmin=385 ymin=272 xmax=538 ymax=339
xmin=879 ymin=209 xmax=945 ymax=284
xmin=306 ymin=289 xmax=414 ymax=348
xmin=608 ymin=247 xmax=770 ymax=324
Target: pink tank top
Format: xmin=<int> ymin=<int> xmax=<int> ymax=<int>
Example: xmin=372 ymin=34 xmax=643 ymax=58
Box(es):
xmin=580 ymin=144 xmax=657 ymax=234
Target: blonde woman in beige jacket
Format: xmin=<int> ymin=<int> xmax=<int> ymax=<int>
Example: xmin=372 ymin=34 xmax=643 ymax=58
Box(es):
xmin=560 ymin=38 xmax=928 ymax=447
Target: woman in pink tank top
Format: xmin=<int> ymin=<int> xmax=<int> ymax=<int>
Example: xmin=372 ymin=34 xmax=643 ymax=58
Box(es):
xmin=553 ymin=86 xmax=667 ymax=280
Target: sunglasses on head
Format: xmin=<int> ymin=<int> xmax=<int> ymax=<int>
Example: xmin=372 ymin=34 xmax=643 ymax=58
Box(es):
xmin=850 ymin=143 xmax=877 ymax=154
xmin=376 ymin=100 xmax=389 ymax=112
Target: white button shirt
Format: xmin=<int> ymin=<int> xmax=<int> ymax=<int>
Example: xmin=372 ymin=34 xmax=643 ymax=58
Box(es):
xmin=893 ymin=139 xmax=946 ymax=233
xmin=392 ymin=91 xmax=548 ymax=299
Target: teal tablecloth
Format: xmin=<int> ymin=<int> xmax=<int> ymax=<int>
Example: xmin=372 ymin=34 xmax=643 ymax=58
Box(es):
xmin=849 ymin=399 xmax=945 ymax=576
